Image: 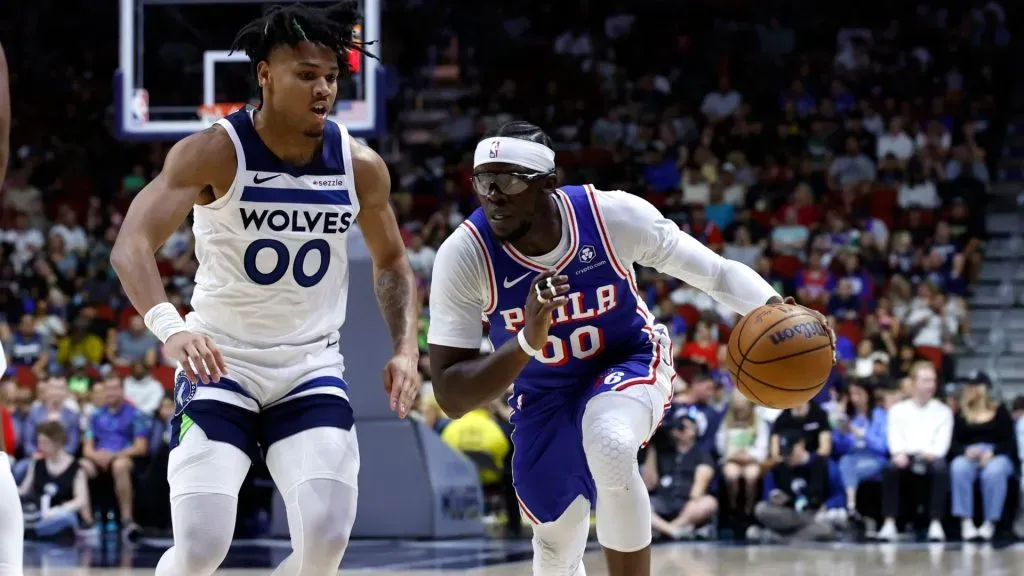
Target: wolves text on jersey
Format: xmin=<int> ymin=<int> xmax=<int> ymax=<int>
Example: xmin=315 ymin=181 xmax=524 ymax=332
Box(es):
xmin=239 ymin=207 xmax=354 ymax=235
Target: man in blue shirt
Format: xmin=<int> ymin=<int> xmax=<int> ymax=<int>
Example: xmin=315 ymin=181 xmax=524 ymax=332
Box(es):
xmin=83 ymin=376 xmax=149 ymax=539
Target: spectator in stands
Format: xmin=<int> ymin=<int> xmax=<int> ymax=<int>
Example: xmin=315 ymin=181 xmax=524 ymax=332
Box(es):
xmin=108 ymin=315 xmax=158 ymax=369
xmin=5 ymin=314 xmax=49 ymax=380
xmin=716 ymin=393 xmax=764 ymax=520
xmin=18 ymin=421 xmax=91 ymax=540
xmin=663 ymin=373 xmax=723 ymax=456
xmin=876 ymin=116 xmax=914 ymax=163
xmin=440 ymin=404 xmax=510 ymax=489
xmin=722 ymin=225 xmax=762 ymax=270
xmin=406 ymin=233 xmax=436 ymax=281
xmin=122 ymin=362 xmax=164 ymax=417
xmin=642 ymin=410 xmax=717 ymax=540
xmin=904 ymin=287 xmax=958 ymax=368
xmin=4 ymin=213 xmax=45 ymax=272
xmin=700 ymin=76 xmax=742 ymax=124
xmin=6 ymin=385 xmax=33 ymax=455
xmin=770 ymin=208 xmax=809 ymax=259
xmin=679 ymin=321 xmax=720 ymax=370
xmin=1013 ymin=396 xmax=1024 ymax=538
xmin=795 ymin=251 xmax=831 ymax=313
xmin=55 ymin=317 xmax=103 ymax=370
xmin=754 ymin=431 xmax=835 ymax=541
xmin=835 ymin=380 xmax=890 ymax=518
xmin=898 ymin=159 xmax=941 ymax=210
xmin=828 ymin=136 xmax=876 ymax=192
xmin=879 ymin=361 xmax=952 ymax=542
xmin=49 ymin=206 xmax=88 ymax=255
xmin=82 ymin=376 xmax=148 ymax=539
xmin=949 ymin=372 xmax=1017 ymax=541
xmin=770 ymin=401 xmax=832 ymax=460
xmin=946 ymin=146 xmax=990 ymax=183
xmin=827 ymin=279 xmax=860 ymax=321
xmin=15 ymin=377 xmax=80 ymax=481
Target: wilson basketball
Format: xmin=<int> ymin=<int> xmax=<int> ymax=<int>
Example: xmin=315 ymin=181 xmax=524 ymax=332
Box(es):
xmin=726 ymin=304 xmax=833 ymax=409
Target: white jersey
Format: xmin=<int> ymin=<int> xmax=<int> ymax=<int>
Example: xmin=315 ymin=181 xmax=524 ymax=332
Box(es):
xmin=187 ymin=108 xmax=360 ymax=349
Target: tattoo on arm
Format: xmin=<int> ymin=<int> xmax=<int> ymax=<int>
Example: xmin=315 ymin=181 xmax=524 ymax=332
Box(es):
xmin=374 ymin=267 xmax=416 ymax=352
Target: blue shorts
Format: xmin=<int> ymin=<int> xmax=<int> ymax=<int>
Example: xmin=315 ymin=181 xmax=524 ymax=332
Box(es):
xmin=508 ymin=346 xmax=673 ymax=525
xmin=168 ymin=373 xmax=355 ymax=462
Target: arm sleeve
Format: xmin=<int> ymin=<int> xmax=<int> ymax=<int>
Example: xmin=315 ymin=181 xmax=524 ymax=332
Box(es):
xmin=598 ymin=189 xmax=780 ymax=315
xmin=426 ymin=226 xmax=489 ymax=350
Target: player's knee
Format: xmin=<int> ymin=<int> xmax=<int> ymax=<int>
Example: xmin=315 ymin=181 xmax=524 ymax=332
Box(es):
xmin=173 ymin=514 xmax=233 ymax=573
xmin=289 ymin=479 xmax=356 ymax=564
xmin=582 ymin=412 xmax=641 ymax=489
xmin=303 ymin=504 xmax=353 ymax=554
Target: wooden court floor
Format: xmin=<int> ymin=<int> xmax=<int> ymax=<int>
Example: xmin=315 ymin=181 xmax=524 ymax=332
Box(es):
xmin=22 ymin=541 xmax=1024 ymax=575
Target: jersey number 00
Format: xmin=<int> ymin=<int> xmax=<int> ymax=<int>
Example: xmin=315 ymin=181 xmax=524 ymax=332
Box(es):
xmin=243 ymin=238 xmax=330 ymax=287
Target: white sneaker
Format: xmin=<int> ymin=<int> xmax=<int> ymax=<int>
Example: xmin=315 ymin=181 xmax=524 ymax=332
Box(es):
xmin=962 ymin=519 xmax=979 ymax=541
xmin=927 ymin=520 xmax=946 ymax=542
xmin=745 ymin=525 xmax=762 ymax=541
xmin=978 ymin=521 xmax=995 ymax=541
xmin=667 ymin=524 xmax=694 ymax=540
xmin=876 ymin=520 xmax=899 ymax=542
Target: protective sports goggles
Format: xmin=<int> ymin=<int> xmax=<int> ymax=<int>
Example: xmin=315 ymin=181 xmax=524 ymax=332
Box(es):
xmin=471 ymin=171 xmax=553 ymax=197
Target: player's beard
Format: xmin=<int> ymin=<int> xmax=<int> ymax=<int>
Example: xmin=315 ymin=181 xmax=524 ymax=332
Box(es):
xmin=495 ymin=219 xmax=533 ymax=243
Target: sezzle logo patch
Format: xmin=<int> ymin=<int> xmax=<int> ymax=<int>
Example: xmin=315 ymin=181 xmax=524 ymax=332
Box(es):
xmin=768 ymin=321 xmax=827 ymax=345
xmin=311 ymin=178 xmax=346 ymax=187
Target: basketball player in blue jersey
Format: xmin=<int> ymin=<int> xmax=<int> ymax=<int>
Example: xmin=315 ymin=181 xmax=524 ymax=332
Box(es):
xmin=428 ymin=121 xmax=834 ymax=576
xmin=111 ymin=3 xmax=419 ymax=575
xmin=0 ymin=41 xmax=23 ymax=576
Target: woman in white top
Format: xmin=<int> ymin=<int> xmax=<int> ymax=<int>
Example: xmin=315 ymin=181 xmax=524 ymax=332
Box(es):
xmin=716 ymin=393 xmax=767 ymax=518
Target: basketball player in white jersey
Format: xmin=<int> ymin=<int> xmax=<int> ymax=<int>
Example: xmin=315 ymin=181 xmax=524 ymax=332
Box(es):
xmin=0 ymin=40 xmax=24 ymax=576
xmin=111 ymin=4 xmax=419 ymax=575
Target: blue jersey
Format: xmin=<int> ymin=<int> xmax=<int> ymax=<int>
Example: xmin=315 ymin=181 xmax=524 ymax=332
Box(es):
xmin=463 ymin=184 xmax=675 ymax=524
xmin=9 ymin=332 xmax=43 ymax=367
xmin=466 ymin=185 xmax=660 ymax=394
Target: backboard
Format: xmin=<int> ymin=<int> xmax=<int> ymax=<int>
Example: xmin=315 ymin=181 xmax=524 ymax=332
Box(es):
xmin=116 ymin=0 xmax=382 ymax=141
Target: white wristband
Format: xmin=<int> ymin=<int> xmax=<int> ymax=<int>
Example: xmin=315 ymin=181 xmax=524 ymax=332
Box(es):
xmin=517 ymin=329 xmax=543 ymax=359
xmin=144 ymin=302 xmax=188 ymax=344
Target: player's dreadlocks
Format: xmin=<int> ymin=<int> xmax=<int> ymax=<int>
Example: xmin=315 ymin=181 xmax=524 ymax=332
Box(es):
xmin=230 ymin=1 xmax=376 ymax=80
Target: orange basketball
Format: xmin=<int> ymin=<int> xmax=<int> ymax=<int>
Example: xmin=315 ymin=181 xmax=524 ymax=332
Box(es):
xmin=725 ymin=303 xmax=833 ymax=409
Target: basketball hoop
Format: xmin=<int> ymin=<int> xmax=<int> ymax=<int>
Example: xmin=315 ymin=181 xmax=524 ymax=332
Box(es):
xmin=198 ymin=103 xmax=246 ymax=126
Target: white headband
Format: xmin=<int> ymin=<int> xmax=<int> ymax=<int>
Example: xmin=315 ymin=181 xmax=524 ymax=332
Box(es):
xmin=473 ymin=137 xmax=556 ymax=172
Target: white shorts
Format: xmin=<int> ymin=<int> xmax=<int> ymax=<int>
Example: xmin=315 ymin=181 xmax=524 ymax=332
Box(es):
xmin=170 ymin=318 xmax=358 ymax=497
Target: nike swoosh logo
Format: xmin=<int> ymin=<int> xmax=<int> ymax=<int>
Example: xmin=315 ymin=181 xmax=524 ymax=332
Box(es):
xmin=253 ymin=173 xmax=281 ymax=184
xmin=503 ymin=272 xmax=531 ymax=289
